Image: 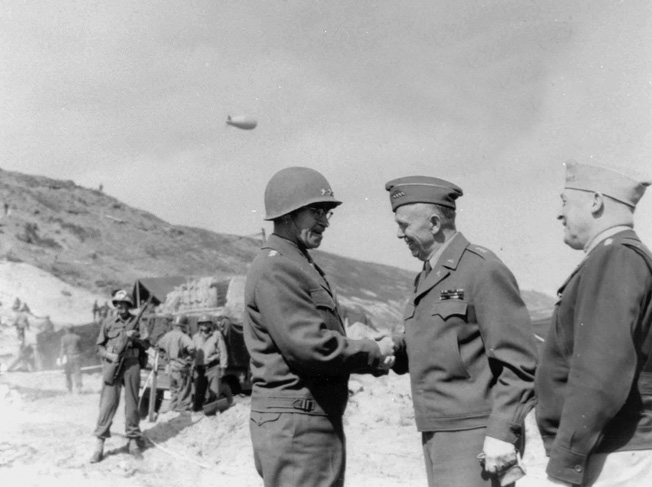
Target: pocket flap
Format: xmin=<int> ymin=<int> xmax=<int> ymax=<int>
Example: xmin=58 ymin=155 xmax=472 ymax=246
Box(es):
xmin=403 ymin=303 xmax=415 ymax=320
xmin=432 ymin=301 xmax=468 ymax=319
xmin=310 ymin=289 xmax=336 ymax=310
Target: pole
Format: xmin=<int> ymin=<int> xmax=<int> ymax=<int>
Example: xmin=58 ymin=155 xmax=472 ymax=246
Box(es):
xmin=148 ymin=349 xmax=159 ymax=422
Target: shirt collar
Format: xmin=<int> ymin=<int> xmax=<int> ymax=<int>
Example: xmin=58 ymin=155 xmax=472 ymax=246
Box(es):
xmin=427 ymin=231 xmax=458 ymax=269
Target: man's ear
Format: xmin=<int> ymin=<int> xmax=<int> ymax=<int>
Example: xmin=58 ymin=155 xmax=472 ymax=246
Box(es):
xmin=429 ymin=213 xmax=442 ymax=234
xmin=590 ymin=192 xmax=605 ymax=215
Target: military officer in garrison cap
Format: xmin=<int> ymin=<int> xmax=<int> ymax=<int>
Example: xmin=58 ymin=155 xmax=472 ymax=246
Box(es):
xmin=385 ymin=176 xmax=537 ymax=487
xmin=535 ymin=161 xmax=652 ymax=487
xmin=244 ymin=167 xmax=396 ymax=487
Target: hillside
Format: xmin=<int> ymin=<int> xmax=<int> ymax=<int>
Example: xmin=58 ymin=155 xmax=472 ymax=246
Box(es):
xmin=0 ymin=167 xmax=554 ymax=330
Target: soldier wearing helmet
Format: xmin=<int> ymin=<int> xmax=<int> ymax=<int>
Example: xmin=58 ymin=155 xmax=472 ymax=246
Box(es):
xmin=91 ymin=289 xmax=150 ymax=463
xmin=243 ymin=166 xmax=396 ymax=487
xmin=156 ymin=314 xmax=196 ymax=413
xmin=192 ymin=315 xmax=229 ymax=411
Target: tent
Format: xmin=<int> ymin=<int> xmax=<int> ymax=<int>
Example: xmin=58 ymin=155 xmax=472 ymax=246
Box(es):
xmin=132 ymin=276 xmax=189 ymax=307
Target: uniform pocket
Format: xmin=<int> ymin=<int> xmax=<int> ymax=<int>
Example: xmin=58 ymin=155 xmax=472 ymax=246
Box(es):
xmin=403 ymin=303 xmax=415 ymax=321
xmin=106 ymin=328 xmax=122 ymax=339
xmin=250 ymin=411 xmax=282 ymax=427
xmin=431 ymin=301 xmax=468 ymax=320
xmin=310 ymin=289 xmax=336 ymax=311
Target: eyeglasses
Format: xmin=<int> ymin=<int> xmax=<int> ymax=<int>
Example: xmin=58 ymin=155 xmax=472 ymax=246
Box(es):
xmin=306 ymin=207 xmax=334 ymax=221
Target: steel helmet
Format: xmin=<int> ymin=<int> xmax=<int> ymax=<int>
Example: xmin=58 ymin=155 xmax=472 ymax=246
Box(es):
xmin=173 ymin=314 xmax=188 ymax=327
xmin=111 ymin=290 xmax=135 ymax=308
xmin=197 ymin=315 xmax=213 ymax=325
xmin=264 ymin=167 xmax=342 ymax=221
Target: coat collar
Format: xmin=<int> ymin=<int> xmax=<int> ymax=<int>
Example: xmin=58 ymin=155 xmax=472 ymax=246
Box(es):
xmin=264 ymin=234 xmax=334 ymax=295
xmin=414 ymin=232 xmax=469 ymax=301
xmin=556 ymin=229 xmax=639 ymax=297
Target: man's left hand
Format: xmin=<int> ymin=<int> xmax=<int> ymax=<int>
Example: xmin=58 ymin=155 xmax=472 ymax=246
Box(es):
xmin=481 ymin=436 xmax=516 ymax=474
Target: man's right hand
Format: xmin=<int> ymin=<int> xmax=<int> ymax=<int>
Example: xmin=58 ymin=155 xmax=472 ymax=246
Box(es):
xmin=375 ymin=336 xmax=397 ymax=356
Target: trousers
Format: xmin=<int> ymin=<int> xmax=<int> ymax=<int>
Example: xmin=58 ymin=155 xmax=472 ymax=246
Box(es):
xmin=64 ymin=354 xmax=82 ymax=392
xmin=250 ymin=411 xmax=345 ymax=487
xmin=168 ymin=366 xmax=193 ymax=412
xmin=93 ymin=357 xmax=141 ymax=439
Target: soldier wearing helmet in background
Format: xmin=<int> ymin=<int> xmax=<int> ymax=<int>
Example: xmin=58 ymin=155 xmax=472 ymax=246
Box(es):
xmin=91 ymin=289 xmax=150 ymax=463
xmin=192 ymin=315 xmax=229 ymax=411
xmin=243 ymin=166 xmax=396 ymax=487
xmin=157 ymin=314 xmax=196 ymax=413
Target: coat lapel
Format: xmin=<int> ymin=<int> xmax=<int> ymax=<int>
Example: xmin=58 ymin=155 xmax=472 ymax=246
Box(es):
xmin=265 ymin=234 xmax=334 ymax=296
xmin=414 ymin=233 xmax=468 ymax=302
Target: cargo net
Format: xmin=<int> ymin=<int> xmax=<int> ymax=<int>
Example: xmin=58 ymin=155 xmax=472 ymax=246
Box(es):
xmin=157 ymin=276 xmax=245 ymax=324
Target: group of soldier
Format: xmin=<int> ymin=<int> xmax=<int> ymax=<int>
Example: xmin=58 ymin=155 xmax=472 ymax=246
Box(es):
xmin=89 ymin=290 xmax=230 ymax=463
xmin=82 ymin=161 xmax=652 ymax=487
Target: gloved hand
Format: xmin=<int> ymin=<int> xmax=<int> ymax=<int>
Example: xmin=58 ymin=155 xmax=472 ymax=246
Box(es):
xmin=481 ymin=436 xmax=517 ymax=474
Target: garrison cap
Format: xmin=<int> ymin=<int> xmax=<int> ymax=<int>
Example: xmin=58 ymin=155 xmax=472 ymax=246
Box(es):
xmin=385 ymin=176 xmax=463 ymax=212
xmin=564 ymin=160 xmax=651 ymax=208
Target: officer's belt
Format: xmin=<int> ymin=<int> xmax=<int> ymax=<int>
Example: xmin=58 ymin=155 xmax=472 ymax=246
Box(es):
xmin=251 ymin=395 xmax=327 ymax=416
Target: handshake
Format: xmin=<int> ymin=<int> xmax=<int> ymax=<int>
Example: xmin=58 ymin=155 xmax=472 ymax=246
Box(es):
xmin=374 ymin=335 xmax=397 ymax=370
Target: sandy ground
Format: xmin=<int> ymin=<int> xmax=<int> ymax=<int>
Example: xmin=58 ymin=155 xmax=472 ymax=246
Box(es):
xmin=0 ymin=365 xmax=554 ymax=487
xmin=0 ymin=260 xmax=553 ymax=486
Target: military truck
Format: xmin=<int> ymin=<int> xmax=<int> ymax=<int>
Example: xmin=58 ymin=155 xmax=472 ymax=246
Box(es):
xmin=133 ymin=275 xmax=251 ymax=419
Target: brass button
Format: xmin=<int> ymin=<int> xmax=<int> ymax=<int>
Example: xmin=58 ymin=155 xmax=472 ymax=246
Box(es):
xmin=574 ymin=465 xmax=583 ymax=472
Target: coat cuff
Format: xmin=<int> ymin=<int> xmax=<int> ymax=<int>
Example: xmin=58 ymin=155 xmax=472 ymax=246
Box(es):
xmin=546 ymin=445 xmax=588 ymax=485
xmin=485 ymin=415 xmax=522 ymax=444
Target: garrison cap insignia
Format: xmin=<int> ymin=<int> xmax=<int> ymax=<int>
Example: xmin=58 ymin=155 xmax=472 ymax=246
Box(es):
xmin=392 ymin=191 xmax=406 ymax=200
xmin=267 ymin=250 xmax=278 ymax=257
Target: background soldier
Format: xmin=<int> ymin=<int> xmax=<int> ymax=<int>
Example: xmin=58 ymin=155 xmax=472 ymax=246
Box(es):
xmin=59 ymin=325 xmax=82 ymax=394
xmin=91 ymin=290 xmax=150 ymax=463
xmin=157 ymin=314 xmax=195 ymax=413
xmin=13 ymin=311 xmax=30 ymax=348
xmin=192 ymin=315 xmax=229 ymax=411
xmin=244 ymin=166 xmax=395 ymax=487
xmin=535 ymin=161 xmax=652 ymax=486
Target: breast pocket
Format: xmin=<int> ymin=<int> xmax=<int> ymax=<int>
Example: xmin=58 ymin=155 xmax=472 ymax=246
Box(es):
xmin=432 ymin=301 xmax=468 ymax=320
xmin=310 ymin=289 xmax=340 ymax=330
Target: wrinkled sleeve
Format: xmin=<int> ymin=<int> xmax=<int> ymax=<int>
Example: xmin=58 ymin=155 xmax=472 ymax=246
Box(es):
xmin=545 ymin=247 xmax=649 ymax=484
xmin=474 ymin=260 xmax=538 ymax=443
xmin=253 ymin=259 xmax=382 ymax=376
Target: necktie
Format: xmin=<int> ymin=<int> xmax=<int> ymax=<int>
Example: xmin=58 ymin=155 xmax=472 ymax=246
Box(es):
xmin=423 ymin=261 xmax=432 ymax=278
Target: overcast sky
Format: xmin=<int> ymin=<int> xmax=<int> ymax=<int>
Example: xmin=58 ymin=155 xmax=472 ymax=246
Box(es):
xmin=1 ymin=0 xmax=651 ymax=295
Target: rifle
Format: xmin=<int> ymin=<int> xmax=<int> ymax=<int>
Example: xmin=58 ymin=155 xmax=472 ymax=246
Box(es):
xmin=102 ymin=298 xmax=152 ymax=385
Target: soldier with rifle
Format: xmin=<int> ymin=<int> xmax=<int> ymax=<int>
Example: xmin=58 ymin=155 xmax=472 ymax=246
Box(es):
xmin=90 ymin=290 xmax=150 ymax=463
